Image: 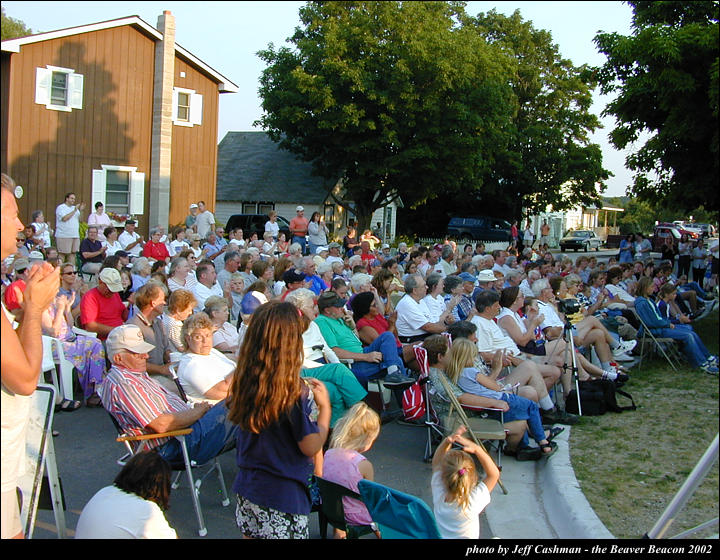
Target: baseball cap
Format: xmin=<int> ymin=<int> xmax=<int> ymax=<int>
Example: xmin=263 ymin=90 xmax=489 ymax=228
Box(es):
xmin=283 ymin=269 xmax=305 ymax=284
xmin=29 ymin=250 xmax=45 ymax=261
xmin=317 ymin=291 xmax=346 ymax=311
xmin=240 ymin=290 xmax=268 ymax=315
xmin=458 ymin=272 xmax=477 ymax=284
xmin=115 ymin=250 xmax=129 ymax=258
xmin=12 ymin=257 xmax=30 ymax=272
xmin=98 ymin=267 xmax=123 ymax=292
xmin=328 ymin=242 xmax=341 ymax=249
xmin=125 ymin=219 xmax=136 ymax=225
xmin=189 ymin=203 xmax=198 ymax=209
xmin=476 ymin=270 xmax=496 ymax=283
xmin=296 ymin=205 xmax=304 ymax=212
xmin=106 ymin=324 xmax=155 ymax=359
xmin=315 ymin=246 xmax=328 ymax=254
xmin=381 ymin=243 xmax=390 ymax=249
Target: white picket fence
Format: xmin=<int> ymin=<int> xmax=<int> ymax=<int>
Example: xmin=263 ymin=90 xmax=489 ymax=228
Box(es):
xmin=416 ymin=238 xmax=508 ymax=252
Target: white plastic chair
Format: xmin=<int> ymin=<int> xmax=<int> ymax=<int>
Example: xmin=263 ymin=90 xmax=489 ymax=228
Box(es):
xmin=41 ymin=336 xmax=74 ymax=402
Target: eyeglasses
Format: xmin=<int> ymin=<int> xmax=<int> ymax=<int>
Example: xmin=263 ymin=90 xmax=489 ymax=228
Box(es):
xmin=190 ymin=332 xmax=214 ymax=342
xmin=63 ymin=271 xmax=78 ymax=275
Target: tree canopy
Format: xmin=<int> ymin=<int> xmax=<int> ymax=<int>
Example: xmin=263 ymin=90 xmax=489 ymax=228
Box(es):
xmin=257 ymin=1 xmax=611 ymax=230
xmin=1 ymin=7 xmax=32 ymax=40
xmin=594 ymin=1 xmax=719 ymax=213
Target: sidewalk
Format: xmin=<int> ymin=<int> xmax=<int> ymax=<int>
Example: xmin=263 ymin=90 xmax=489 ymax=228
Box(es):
xmin=484 ymin=427 xmax=614 ymax=539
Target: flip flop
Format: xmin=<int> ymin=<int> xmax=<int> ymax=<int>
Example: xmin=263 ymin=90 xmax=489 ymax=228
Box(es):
xmin=504 ymin=445 xmax=542 ymax=461
xmin=55 ymin=399 xmax=81 ymax=412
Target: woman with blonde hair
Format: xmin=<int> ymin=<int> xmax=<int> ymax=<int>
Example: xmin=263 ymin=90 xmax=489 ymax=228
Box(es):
xmin=322 ymin=402 xmax=382 ymax=539
xmin=227 ymin=302 xmax=331 ymax=539
xmin=160 ymin=289 xmax=196 ymax=353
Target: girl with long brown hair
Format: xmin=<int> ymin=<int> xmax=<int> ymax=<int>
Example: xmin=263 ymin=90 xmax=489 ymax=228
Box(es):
xmin=227 ymin=301 xmax=331 ymax=539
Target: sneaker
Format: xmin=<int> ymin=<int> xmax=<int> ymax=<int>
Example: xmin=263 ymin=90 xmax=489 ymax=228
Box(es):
xmin=382 ymin=371 xmax=416 ymax=387
xmin=541 ymin=408 xmax=580 ymax=425
xmin=613 ymin=352 xmax=635 ymax=362
xmin=700 ymin=362 xmax=719 ymax=375
xmin=708 ymin=355 xmax=719 ymax=366
xmin=694 ymin=305 xmax=713 ymax=321
xmin=613 ymin=339 xmax=637 ymax=356
xmin=615 ymin=372 xmax=630 ymax=386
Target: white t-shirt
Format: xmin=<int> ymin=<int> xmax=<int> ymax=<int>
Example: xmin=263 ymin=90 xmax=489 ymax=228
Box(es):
xmin=55 ymin=203 xmax=81 ymax=238
xmin=102 ymin=240 xmax=124 ymax=257
xmin=1 ymin=384 xmax=31 ymax=493
xmin=192 ymin=282 xmax=224 ymax=312
xmin=422 ymin=294 xmax=446 ymax=323
xmin=471 ymin=315 xmax=522 ymax=356
xmin=196 ymin=211 xmax=215 ymax=239
xmin=604 ymin=283 xmax=635 ymax=304
xmin=213 ymin=322 xmax=239 ymax=354
xmin=176 ymin=349 xmax=235 ymax=404
xmin=395 ymin=294 xmax=434 ymax=337
xmin=265 ymin=220 xmax=280 ymax=238
xmin=169 ymin=240 xmax=190 ymax=256
xmin=537 ymin=300 xmax=564 ymax=330
xmin=431 ymin=470 xmax=490 ymax=539
xmin=74 ymin=485 xmax=177 ymax=539
xmin=119 ymin=230 xmax=143 ymax=257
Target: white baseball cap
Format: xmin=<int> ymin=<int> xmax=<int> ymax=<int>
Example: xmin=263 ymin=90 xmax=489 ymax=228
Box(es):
xmin=106 ymin=325 xmax=155 ymax=359
xmin=296 ymin=205 xmax=304 ymax=212
xmin=98 ymin=267 xmax=124 ymax=292
xmin=315 ymin=246 xmax=328 ymax=254
xmin=189 ymin=203 xmax=199 ymax=209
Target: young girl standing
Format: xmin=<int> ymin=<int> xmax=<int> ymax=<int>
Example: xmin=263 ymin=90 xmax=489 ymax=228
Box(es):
xmin=322 ymin=402 xmax=382 ymax=539
xmin=431 ymin=425 xmax=499 ymax=539
xmin=227 ymin=301 xmax=331 ymax=539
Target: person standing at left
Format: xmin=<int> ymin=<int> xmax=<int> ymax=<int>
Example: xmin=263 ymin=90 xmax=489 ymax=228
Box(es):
xmin=1 ymin=173 xmax=61 ymax=539
xmin=55 ymin=192 xmax=85 ymax=264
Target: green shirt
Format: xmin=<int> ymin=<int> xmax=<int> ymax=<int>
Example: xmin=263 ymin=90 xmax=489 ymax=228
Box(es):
xmin=314 ymin=314 xmax=363 ymax=353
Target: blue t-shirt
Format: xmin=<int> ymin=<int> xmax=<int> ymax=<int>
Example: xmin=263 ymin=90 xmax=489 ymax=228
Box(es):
xmin=232 ymin=385 xmax=318 ymax=515
xmin=457 ymin=367 xmax=503 ymax=400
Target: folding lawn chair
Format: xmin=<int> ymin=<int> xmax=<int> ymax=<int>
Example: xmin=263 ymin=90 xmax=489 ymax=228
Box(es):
xmin=630 ymin=309 xmax=682 ymax=372
xmin=315 ymin=476 xmax=377 ymax=539
xmin=434 ymin=372 xmax=508 ymax=495
xmin=410 ymin=344 xmax=444 ymax=463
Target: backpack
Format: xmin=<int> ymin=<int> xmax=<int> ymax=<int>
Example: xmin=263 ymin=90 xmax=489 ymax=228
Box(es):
xmin=565 ymin=379 xmax=637 ymax=416
xmin=402 ymin=382 xmax=426 ymax=421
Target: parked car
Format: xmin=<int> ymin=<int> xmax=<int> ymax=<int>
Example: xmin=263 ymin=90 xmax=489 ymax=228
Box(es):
xmin=446 ymin=216 xmax=512 ymax=242
xmin=690 ymin=223 xmax=716 ymax=238
xmin=651 ymin=223 xmax=702 ymax=250
xmin=559 ymin=230 xmax=603 ymax=252
xmin=224 ymin=213 xmax=291 ymax=241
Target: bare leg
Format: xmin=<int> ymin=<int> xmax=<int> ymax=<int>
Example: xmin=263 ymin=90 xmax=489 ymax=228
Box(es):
xmin=503 ymin=361 xmax=549 ymax=399
xmin=504 ymin=420 xmax=528 ymax=451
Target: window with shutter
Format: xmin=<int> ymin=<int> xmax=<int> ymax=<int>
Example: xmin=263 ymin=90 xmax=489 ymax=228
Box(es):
xmin=92 ymin=165 xmax=145 ymax=218
xmin=172 ymin=87 xmax=203 ymax=127
xmin=35 ymin=65 xmax=83 ymax=112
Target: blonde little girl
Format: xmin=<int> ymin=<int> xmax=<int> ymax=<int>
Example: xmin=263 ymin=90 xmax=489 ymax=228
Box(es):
xmin=322 ymin=402 xmax=382 ymax=539
xmin=431 ymin=425 xmax=499 ymax=539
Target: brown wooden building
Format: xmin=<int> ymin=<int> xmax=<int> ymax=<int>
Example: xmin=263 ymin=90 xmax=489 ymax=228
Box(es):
xmin=1 ymin=11 xmax=237 ymax=235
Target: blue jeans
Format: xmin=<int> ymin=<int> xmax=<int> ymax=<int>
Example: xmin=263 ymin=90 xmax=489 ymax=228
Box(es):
xmin=292 ymin=236 xmax=307 ymax=255
xmin=655 ymin=325 xmax=710 ymax=367
xmin=350 ymin=331 xmax=407 ymax=389
xmin=156 ymin=400 xmax=238 ymax=466
xmin=500 ymin=394 xmax=546 ymax=448
xmin=679 ymin=282 xmax=708 ymax=299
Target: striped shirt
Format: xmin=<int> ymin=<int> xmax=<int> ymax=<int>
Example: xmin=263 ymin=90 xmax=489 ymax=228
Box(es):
xmin=99 ymin=366 xmax=189 ymax=451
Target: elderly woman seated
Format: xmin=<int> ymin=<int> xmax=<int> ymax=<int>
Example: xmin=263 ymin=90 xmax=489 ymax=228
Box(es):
xmin=285 ymin=288 xmax=367 ymax=427
xmin=176 ymin=312 xmax=236 ymax=404
xmin=203 ymin=295 xmax=240 ymax=356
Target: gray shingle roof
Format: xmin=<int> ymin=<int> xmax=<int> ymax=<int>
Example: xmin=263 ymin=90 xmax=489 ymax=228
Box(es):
xmin=216 ymin=131 xmax=331 ymax=204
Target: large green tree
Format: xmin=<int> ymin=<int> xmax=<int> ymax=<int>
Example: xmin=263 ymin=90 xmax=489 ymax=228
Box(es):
xmin=594 ymin=1 xmax=719 ymax=213
xmin=256 ymin=1 xmax=515 ymax=231
xmin=466 ymin=9 xmax=610 ymax=219
xmin=1 ymin=7 xmax=32 ymax=39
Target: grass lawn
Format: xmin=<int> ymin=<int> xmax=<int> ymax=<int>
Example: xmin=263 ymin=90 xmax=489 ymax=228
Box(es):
xmin=569 ymin=309 xmax=719 ymax=539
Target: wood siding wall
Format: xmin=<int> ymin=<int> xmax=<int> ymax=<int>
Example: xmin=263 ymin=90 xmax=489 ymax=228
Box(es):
xmin=4 ymin=25 xmax=222 ymax=237
xmin=168 ymin=55 xmax=219 ymax=230
xmin=4 ymin=26 xmax=156 ymax=231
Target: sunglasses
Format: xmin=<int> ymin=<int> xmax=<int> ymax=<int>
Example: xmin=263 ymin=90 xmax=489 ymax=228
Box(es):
xmin=63 ymin=271 xmax=78 ymax=275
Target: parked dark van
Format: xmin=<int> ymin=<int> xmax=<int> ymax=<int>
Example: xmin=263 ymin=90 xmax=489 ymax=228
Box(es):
xmin=447 ymin=216 xmax=512 ymax=242
xmin=225 ymin=214 xmax=291 ymax=241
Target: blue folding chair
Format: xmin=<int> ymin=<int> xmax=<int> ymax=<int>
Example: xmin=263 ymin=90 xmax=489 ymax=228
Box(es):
xmin=357 ymin=479 xmax=442 ymax=539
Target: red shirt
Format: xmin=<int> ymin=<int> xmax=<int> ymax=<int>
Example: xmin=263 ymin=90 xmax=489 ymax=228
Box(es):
xmin=3 ymin=279 xmax=26 ymax=311
xmin=289 ymin=216 xmax=309 ymax=236
xmin=80 ymin=287 xmax=127 ymax=339
xmin=142 ymin=241 xmax=170 ymax=261
xmin=356 ymin=314 xmax=402 ymax=348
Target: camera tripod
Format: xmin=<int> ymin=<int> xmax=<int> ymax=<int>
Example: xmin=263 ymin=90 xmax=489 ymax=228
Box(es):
xmin=561 ymin=318 xmax=583 ymax=415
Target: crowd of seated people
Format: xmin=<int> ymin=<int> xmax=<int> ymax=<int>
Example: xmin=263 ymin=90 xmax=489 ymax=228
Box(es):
xmin=3 ymin=188 xmax=718 ymax=540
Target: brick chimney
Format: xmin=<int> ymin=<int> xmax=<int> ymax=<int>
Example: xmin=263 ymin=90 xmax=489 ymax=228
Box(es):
xmin=148 ymin=10 xmax=175 ymax=230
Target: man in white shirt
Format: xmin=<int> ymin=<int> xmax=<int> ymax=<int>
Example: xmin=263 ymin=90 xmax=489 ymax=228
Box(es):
xmin=55 ymin=192 xmax=86 ymax=264
xmin=491 ymin=250 xmax=512 ymax=277
xmin=118 ymin=219 xmax=144 ymax=258
xmin=195 ymin=201 xmax=216 ymax=240
xmin=395 ymin=274 xmax=449 ymax=343
xmin=325 ymin=242 xmax=344 ymax=266
xmin=436 ymin=245 xmax=456 ymax=278
xmin=192 ymin=261 xmax=225 ymax=312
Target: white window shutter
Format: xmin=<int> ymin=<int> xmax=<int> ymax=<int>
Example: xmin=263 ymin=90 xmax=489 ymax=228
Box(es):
xmin=171 ymin=88 xmax=179 ymax=123
xmin=35 ymin=67 xmax=52 ymax=105
xmin=68 ymin=73 xmax=84 ymax=109
xmin=190 ymin=93 xmax=203 ymax=125
xmin=91 ymin=169 xmax=106 ymax=208
xmin=129 ymin=171 xmax=145 ymax=215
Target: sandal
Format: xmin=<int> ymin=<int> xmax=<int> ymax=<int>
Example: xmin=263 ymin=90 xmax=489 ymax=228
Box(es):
xmin=55 ymin=399 xmax=81 ymax=412
xmin=86 ymin=394 xmax=103 ymax=408
xmin=546 ymin=426 xmax=564 ymax=442
xmin=539 ymin=441 xmax=558 ymax=458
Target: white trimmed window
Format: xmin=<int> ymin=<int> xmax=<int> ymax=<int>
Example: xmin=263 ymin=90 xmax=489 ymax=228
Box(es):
xmin=35 ymin=65 xmax=83 ymax=112
xmin=172 ymin=87 xmax=203 ymax=127
xmin=91 ymin=165 xmax=145 ymax=216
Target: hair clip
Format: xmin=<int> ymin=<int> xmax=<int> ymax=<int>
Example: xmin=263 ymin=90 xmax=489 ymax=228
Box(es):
xmin=458 ymin=468 xmax=467 ymax=476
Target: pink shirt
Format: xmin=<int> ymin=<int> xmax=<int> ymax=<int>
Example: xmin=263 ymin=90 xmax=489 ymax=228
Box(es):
xmin=322 ymin=448 xmax=373 ymax=526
